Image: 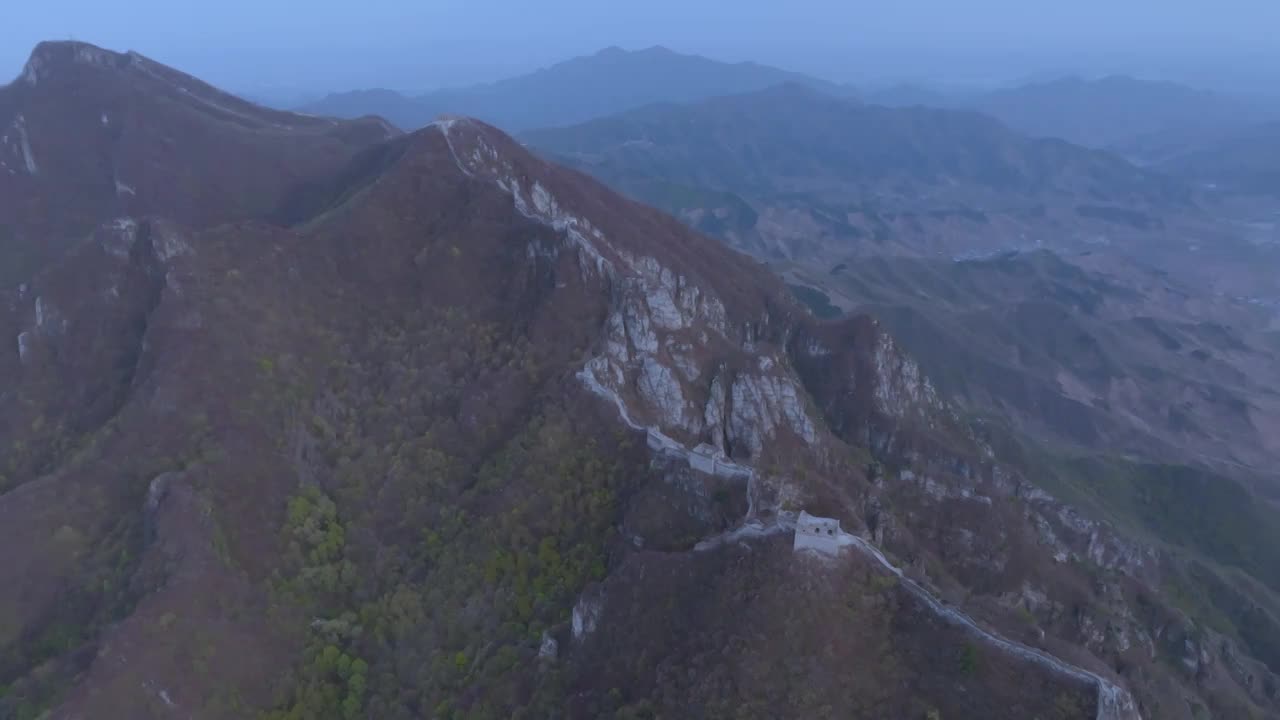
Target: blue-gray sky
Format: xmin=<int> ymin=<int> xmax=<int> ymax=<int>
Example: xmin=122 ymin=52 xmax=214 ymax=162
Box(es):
xmin=4 ymin=0 xmax=1279 ymax=94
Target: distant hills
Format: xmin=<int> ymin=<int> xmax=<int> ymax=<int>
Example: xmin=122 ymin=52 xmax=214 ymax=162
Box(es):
xmin=1161 ymin=120 xmax=1280 ymax=194
xmin=965 ymin=75 xmax=1278 ymax=163
xmin=300 ymin=49 xmax=1280 ymax=188
xmin=300 ymin=45 xmax=847 ymax=132
xmin=860 ymin=83 xmax=965 ymax=109
xmin=524 ymin=83 xmax=1189 ymax=260
xmin=863 ymin=75 xmax=1280 ymax=168
xmin=296 ymin=40 xmax=1280 ymax=182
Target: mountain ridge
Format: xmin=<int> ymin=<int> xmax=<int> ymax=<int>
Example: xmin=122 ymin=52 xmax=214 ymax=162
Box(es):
xmin=0 ymin=40 xmax=398 ymax=285
xmin=300 ymin=45 xmax=848 ymax=132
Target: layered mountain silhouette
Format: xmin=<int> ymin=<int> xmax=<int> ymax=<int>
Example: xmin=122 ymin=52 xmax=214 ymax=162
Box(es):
xmin=300 ymin=45 xmax=847 ymax=132
xmin=2 ymin=41 xmax=1279 ymax=720
xmin=525 ymin=83 xmax=1191 ymax=260
xmin=859 ymin=75 xmax=1280 ymax=170
xmin=966 ymin=75 xmax=1278 ymax=162
xmin=298 ymin=44 xmax=1280 ymax=175
xmin=1162 ymin=120 xmax=1280 ymax=194
xmin=861 ymin=82 xmax=965 ymax=109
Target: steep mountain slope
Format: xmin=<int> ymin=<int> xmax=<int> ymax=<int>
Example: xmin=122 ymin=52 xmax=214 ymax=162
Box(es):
xmin=524 ymin=83 xmax=1191 ymax=261
xmin=0 ymin=41 xmax=398 ymax=286
xmin=301 ymin=46 xmax=846 ymax=132
xmin=968 ymin=75 xmax=1276 ymax=163
xmin=3 ymin=45 xmax=1279 ymax=720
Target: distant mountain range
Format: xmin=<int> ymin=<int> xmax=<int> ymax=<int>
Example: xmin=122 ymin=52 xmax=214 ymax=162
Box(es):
xmin=860 ymin=83 xmax=966 ymax=109
xmin=1161 ymin=120 xmax=1280 ymax=194
xmin=966 ymin=75 xmax=1278 ymax=163
xmin=299 ymin=49 xmax=1280 ymax=191
xmin=863 ymin=75 xmax=1280 ymax=165
xmin=300 ymin=45 xmax=847 ymax=132
xmin=524 ymin=83 xmax=1190 ymax=260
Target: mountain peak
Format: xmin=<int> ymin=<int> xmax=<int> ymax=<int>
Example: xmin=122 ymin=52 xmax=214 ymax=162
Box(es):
xmin=8 ymin=40 xmax=400 ymax=140
xmin=583 ymin=45 xmax=687 ymax=65
xmin=18 ymin=40 xmax=131 ymax=86
xmin=0 ymin=40 xmax=399 ymax=281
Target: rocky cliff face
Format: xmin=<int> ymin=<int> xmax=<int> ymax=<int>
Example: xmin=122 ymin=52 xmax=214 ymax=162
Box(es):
xmin=441 ymin=118 xmax=820 ymax=464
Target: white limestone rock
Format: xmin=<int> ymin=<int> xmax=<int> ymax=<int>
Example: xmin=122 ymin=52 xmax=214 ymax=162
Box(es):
xmin=152 ymin=222 xmax=193 ymax=262
xmin=703 ymin=372 xmax=730 ymax=453
xmin=34 ymin=296 xmax=66 ymax=335
xmin=12 ymin=115 xmax=38 ymax=175
xmin=603 ymin=308 xmax=631 ymax=364
xmin=728 ymin=373 xmax=817 ymax=457
xmin=16 ymin=331 xmax=32 ymax=363
xmin=538 ymin=632 xmax=558 ymax=661
xmin=872 ymin=332 xmax=939 ymax=418
xmin=621 ymin=295 xmax=658 ymax=355
xmin=101 ymin=218 xmax=138 ymax=259
xmin=571 ymin=593 xmax=602 ymax=641
xmin=637 ymin=357 xmax=691 ymax=430
xmin=669 ymin=347 xmax=701 ymax=383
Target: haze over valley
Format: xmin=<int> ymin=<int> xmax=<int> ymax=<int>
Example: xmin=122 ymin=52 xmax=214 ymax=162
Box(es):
xmin=2 ymin=4 xmax=1280 ymax=719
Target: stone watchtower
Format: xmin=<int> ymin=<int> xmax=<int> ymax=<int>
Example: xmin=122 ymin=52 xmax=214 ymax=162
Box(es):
xmin=793 ymin=511 xmax=842 ymax=555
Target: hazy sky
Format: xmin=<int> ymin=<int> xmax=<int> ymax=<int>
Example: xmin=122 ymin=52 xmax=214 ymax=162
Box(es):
xmin=3 ymin=0 xmax=1279 ymax=93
